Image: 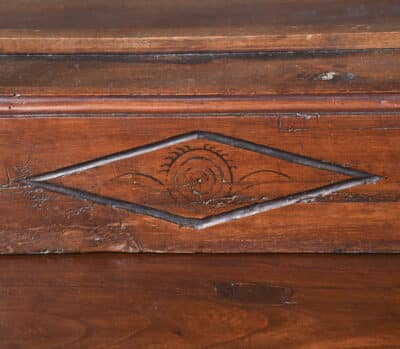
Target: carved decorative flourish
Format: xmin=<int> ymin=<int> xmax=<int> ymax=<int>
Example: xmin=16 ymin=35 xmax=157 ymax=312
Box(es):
xmin=105 ymin=144 xmax=291 ymax=212
xmin=20 ymin=131 xmax=382 ymax=229
xmin=163 ymin=145 xmax=234 ymax=204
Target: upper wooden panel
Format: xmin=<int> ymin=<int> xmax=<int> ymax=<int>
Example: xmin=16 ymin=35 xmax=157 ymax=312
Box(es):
xmin=1 ymin=0 xmax=400 ymax=53
xmin=1 ymin=50 xmax=400 ymax=98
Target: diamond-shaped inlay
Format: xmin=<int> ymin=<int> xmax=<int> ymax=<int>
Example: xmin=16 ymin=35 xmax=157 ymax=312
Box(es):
xmin=22 ymin=131 xmax=382 ymax=229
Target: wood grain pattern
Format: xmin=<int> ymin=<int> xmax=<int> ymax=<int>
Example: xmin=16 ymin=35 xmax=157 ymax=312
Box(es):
xmin=1 ymin=0 xmax=400 ymax=53
xmin=2 ymin=95 xmax=400 ymax=115
xmin=1 ymin=5 xmax=400 ymax=254
xmin=0 ymin=254 xmax=399 ymax=348
xmin=1 ymin=114 xmax=399 ymax=253
xmin=1 ymin=50 xmax=400 ymax=97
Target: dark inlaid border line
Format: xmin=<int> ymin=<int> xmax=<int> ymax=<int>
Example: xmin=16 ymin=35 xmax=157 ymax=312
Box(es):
xmin=27 ymin=131 xmax=374 ymax=181
xmin=19 ymin=180 xmax=199 ymax=228
xmin=28 ymin=132 xmax=199 ymax=181
xmin=197 ymin=176 xmax=380 ymax=230
xmin=22 ymin=131 xmax=382 ymax=229
xmin=23 ymin=176 xmax=380 ymax=230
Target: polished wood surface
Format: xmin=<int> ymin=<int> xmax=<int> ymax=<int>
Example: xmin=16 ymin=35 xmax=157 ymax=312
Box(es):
xmin=1 ymin=50 xmax=400 ymax=97
xmin=1 ymin=2 xmax=399 ymax=347
xmin=1 ymin=2 xmax=400 ymax=255
xmin=1 ymin=0 xmax=400 ymax=53
xmin=1 ymin=114 xmax=399 ymax=253
xmin=0 ymin=254 xmax=399 ymax=348
xmin=2 ymin=94 xmax=400 ymax=115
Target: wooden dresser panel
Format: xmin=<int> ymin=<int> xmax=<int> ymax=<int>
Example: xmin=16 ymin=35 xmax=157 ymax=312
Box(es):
xmin=1 ymin=254 xmax=399 ymax=348
xmin=1 ymin=2 xmax=400 ymax=254
xmin=1 ymin=2 xmax=400 ymax=348
xmin=1 ymin=114 xmax=399 ymax=254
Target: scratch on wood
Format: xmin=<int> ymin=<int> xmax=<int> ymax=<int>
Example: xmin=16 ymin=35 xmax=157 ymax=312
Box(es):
xmin=314 ymin=71 xmax=340 ymax=81
xmin=214 ymin=281 xmax=294 ymax=305
xmin=0 ymin=167 xmax=13 ymax=190
xmin=313 ymin=71 xmax=358 ymax=82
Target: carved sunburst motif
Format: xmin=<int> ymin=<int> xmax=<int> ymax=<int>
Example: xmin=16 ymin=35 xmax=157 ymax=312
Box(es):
xmin=105 ymin=144 xmax=292 ymax=213
xmin=162 ymin=145 xmax=234 ymax=204
xmin=21 ymin=131 xmax=382 ymax=229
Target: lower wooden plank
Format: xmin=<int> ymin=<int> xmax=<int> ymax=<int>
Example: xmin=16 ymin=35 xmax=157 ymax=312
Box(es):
xmin=1 ymin=114 xmax=400 ymax=253
xmin=0 ymin=254 xmax=399 ymax=348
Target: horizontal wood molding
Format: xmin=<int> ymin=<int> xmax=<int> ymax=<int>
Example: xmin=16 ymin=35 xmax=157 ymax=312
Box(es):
xmin=1 ymin=114 xmax=399 ymax=253
xmin=1 ymin=95 xmax=400 ymax=115
xmin=1 ymin=0 xmax=400 ymax=53
xmin=1 ymin=50 xmax=400 ymax=97
xmin=1 ymin=254 xmax=399 ymax=348
xmin=2 ymin=31 xmax=400 ymax=54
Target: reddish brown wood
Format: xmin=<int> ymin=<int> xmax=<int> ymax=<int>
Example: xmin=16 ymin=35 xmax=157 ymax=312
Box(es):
xmin=1 ymin=95 xmax=400 ymax=115
xmin=1 ymin=2 xmax=400 ymax=255
xmin=1 ymin=0 xmax=400 ymax=53
xmin=1 ymin=3 xmax=399 ymax=346
xmin=0 ymin=254 xmax=399 ymax=348
xmin=1 ymin=50 xmax=400 ymax=97
xmin=1 ymin=114 xmax=399 ymax=253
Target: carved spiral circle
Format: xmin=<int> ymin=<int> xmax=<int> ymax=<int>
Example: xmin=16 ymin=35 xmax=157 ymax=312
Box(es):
xmin=166 ymin=148 xmax=233 ymax=203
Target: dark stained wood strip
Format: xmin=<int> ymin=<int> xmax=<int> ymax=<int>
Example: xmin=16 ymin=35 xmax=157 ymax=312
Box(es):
xmin=1 ymin=50 xmax=400 ymax=97
xmin=1 ymin=114 xmax=399 ymax=253
xmin=0 ymin=254 xmax=399 ymax=348
xmin=1 ymin=0 xmax=400 ymax=53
